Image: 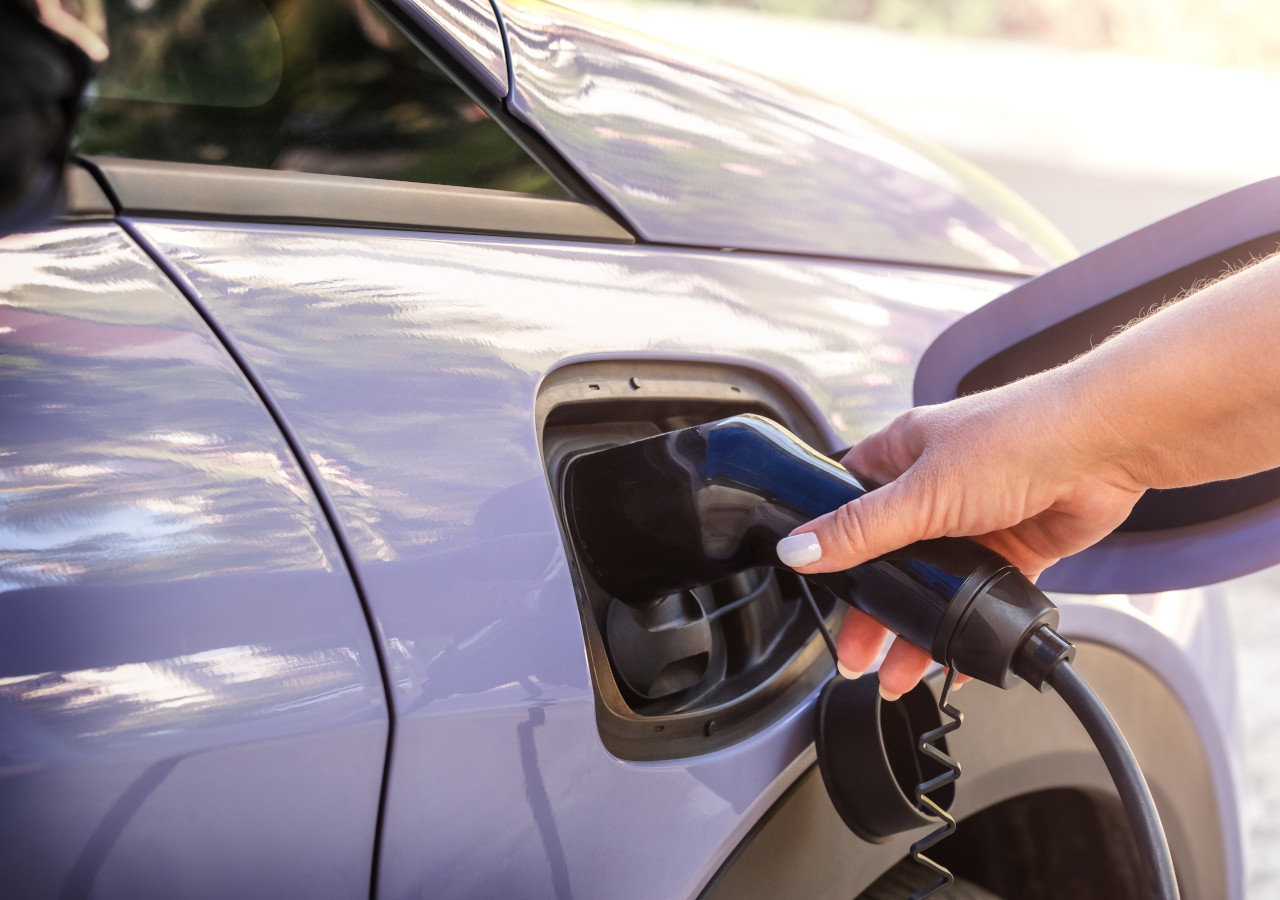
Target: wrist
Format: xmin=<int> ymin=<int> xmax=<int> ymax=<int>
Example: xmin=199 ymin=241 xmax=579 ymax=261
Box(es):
xmin=1008 ymin=364 xmax=1151 ymax=494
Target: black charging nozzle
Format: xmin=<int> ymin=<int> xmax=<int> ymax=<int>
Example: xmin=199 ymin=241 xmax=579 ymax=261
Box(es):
xmin=564 ymin=414 xmax=1178 ymax=900
xmin=565 ymin=413 xmax=1059 ymax=689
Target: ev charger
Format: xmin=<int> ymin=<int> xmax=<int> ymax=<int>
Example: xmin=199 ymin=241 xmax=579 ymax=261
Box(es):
xmin=563 ymin=414 xmax=1179 ymax=900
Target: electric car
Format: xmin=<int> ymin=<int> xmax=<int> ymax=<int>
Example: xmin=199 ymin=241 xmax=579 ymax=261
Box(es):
xmin=2 ymin=0 xmax=1271 ymax=896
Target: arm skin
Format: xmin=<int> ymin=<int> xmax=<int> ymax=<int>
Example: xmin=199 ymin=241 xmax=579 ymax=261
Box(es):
xmin=782 ymin=252 xmax=1280 ymax=700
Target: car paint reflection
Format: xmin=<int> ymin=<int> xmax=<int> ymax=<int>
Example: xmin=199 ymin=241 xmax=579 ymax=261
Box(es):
xmin=137 ymin=221 xmax=1012 ymax=569
xmin=0 ymin=228 xmax=339 ymax=588
xmin=496 ymin=0 xmax=1075 ymax=271
xmin=0 ymin=225 xmax=387 ymax=898
xmin=0 ymin=644 xmax=367 ymax=749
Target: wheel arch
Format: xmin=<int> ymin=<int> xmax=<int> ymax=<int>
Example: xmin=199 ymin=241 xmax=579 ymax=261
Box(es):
xmin=699 ymin=642 xmax=1228 ymax=899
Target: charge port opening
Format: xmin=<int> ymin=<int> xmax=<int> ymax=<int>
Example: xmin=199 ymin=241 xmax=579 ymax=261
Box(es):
xmin=537 ymin=360 xmax=843 ymax=760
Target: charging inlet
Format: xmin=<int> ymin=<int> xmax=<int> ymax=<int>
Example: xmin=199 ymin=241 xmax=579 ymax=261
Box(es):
xmin=537 ymin=360 xmax=843 ymax=761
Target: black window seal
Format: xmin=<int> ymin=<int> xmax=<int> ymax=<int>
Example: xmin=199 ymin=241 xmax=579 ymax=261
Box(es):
xmin=370 ymin=0 xmax=636 ymax=236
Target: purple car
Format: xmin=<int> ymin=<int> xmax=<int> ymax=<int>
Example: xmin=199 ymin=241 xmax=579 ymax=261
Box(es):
xmin=3 ymin=0 xmax=1273 ymax=896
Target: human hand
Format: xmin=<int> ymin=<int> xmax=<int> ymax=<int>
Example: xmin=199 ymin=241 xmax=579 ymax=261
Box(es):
xmin=777 ymin=374 xmax=1146 ymax=699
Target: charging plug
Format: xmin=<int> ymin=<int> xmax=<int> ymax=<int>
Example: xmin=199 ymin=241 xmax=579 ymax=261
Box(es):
xmin=565 ymin=414 xmax=1058 ymax=689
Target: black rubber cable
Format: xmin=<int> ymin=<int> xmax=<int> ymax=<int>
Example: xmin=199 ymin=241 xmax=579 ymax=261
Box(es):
xmin=1047 ymin=661 xmax=1179 ymax=900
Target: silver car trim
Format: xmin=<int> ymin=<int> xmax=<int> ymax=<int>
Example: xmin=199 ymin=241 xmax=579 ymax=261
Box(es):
xmin=77 ymin=156 xmax=635 ymax=243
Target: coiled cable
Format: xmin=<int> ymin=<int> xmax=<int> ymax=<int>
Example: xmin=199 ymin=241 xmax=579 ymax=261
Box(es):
xmin=802 ymin=594 xmax=1176 ymax=900
xmin=907 ymin=666 xmax=962 ymax=899
xmin=802 ymin=584 xmax=963 ymax=896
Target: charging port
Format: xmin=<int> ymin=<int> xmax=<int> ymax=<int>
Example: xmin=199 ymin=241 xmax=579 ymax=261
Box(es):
xmin=537 ymin=360 xmax=841 ymax=760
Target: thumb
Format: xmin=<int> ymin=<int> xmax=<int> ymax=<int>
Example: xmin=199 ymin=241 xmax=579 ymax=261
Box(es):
xmin=776 ymin=479 xmax=933 ymax=573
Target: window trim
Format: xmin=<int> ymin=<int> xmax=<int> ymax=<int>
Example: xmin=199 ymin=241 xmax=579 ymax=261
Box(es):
xmin=76 ymin=156 xmax=634 ymax=242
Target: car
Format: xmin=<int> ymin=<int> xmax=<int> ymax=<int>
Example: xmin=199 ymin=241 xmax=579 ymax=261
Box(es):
xmin=3 ymin=0 xmax=1273 ymax=896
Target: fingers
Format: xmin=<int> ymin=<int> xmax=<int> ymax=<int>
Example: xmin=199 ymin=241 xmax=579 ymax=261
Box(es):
xmin=842 ymin=435 xmax=909 ymax=489
xmin=969 ymin=529 xmax=1053 ymax=583
xmin=876 ymin=637 xmax=933 ymax=702
xmin=774 ymin=408 xmax=934 ymax=573
xmin=777 ymin=479 xmax=931 ymax=574
xmin=835 ymin=606 xmax=892 ymax=679
xmin=840 ymin=410 xmax=925 ymax=488
xmin=835 ymin=611 xmax=968 ymax=700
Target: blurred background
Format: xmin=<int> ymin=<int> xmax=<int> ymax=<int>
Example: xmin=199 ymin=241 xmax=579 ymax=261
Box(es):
xmin=552 ymin=0 xmax=1280 ymax=891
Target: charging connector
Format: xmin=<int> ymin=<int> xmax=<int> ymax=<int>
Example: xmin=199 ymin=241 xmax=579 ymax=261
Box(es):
xmin=564 ymin=414 xmax=1181 ymax=899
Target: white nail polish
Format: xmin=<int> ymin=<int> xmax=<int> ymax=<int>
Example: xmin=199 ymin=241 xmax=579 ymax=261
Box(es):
xmin=879 ymin=686 xmax=902 ymax=703
xmin=837 ymin=661 xmax=863 ymax=680
xmin=777 ymin=533 xmax=822 ymax=567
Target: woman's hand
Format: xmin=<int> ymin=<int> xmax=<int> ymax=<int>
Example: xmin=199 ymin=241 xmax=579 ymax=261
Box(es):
xmin=777 ymin=371 xmax=1146 ymax=699
xmin=777 ymin=252 xmax=1280 ymax=700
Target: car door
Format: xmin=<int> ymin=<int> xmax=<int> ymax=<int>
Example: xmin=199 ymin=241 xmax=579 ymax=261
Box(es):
xmin=0 ymin=213 xmax=388 ymax=896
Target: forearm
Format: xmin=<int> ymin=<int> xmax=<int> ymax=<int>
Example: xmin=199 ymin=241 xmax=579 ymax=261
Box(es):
xmin=1042 ymin=253 xmax=1280 ymax=490
xmin=788 ymin=251 xmax=1280 ymax=588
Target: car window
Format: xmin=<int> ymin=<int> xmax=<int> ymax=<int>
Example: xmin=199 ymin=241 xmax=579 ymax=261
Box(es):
xmin=74 ymin=0 xmax=565 ymax=197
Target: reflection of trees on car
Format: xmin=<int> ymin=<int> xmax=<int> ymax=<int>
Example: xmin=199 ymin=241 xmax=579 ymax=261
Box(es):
xmin=75 ymin=0 xmax=562 ymax=195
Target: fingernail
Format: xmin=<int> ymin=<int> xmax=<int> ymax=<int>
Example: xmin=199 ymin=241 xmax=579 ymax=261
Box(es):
xmin=777 ymin=533 xmax=822 ymax=567
xmin=836 ymin=661 xmax=863 ymax=680
xmin=879 ymin=685 xmax=902 ymax=703
xmin=951 ymin=680 xmax=964 ymax=692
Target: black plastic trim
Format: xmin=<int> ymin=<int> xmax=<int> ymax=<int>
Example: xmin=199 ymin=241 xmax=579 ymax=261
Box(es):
xmin=372 ymin=0 xmax=638 ymax=234
xmin=77 ymin=156 xmax=633 ymax=243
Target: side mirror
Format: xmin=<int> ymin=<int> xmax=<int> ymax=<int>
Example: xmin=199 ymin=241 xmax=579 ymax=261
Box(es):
xmin=0 ymin=0 xmax=104 ymax=235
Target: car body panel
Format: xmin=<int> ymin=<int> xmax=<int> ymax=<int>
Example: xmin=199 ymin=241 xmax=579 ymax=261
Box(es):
xmin=399 ymin=0 xmax=510 ymax=97
xmin=129 ymin=217 xmax=1247 ymax=898
xmin=0 ymin=224 xmax=389 ymax=898
xmin=493 ymin=0 xmax=1074 ymax=273
xmin=130 ymin=218 xmax=1019 ymax=897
